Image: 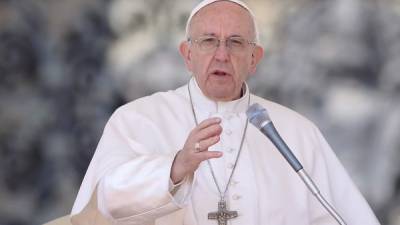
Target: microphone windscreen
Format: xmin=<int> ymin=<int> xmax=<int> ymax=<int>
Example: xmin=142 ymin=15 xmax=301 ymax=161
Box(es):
xmin=246 ymin=103 xmax=271 ymax=129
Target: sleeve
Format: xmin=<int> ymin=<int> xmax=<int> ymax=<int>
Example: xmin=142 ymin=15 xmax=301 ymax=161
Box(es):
xmin=307 ymin=126 xmax=381 ymax=225
xmin=97 ymin=158 xmax=194 ymax=224
xmin=72 ymin=107 xmax=195 ymax=225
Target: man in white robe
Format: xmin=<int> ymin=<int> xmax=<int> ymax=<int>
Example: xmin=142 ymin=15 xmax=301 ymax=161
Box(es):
xmin=70 ymin=0 xmax=380 ymax=224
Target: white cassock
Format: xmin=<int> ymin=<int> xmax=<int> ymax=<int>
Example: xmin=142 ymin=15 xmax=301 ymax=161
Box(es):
xmin=70 ymin=78 xmax=380 ymax=225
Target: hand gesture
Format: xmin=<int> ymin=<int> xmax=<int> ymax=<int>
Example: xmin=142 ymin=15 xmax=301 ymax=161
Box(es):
xmin=170 ymin=117 xmax=223 ymax=184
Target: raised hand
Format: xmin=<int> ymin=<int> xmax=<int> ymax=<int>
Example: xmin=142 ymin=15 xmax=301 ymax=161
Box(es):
xmin=170 ymin=117 xmax=223 ymax=184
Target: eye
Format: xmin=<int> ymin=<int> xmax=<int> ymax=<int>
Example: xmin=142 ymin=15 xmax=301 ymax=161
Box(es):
xmin=229 ymin=38 xmax=245 ymax=47
xmin=201 ymin=37 xmax=217 ymax=44
xmin=199 ymin=37 xmax=218 ymax=49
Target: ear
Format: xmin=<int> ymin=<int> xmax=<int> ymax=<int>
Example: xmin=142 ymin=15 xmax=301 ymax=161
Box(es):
xmin=249 ymin=45 xmax=264 ymax=74
xmin=179 ymin=41 xmax=193 ymax=71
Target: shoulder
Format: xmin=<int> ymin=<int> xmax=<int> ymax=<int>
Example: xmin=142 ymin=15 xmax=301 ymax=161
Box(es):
xmin=251 ymin=95 xmax=318 ymax=132
xmin=250 ymin=95 xmax=328 ymax=169
xmin=110 ymin=85 xmax=189 ymax=122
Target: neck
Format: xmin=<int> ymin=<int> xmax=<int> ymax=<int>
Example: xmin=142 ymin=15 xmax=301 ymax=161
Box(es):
xmin=206 ymin=85 xmax=246 ymax=102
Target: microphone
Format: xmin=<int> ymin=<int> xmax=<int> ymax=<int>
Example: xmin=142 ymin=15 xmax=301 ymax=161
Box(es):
xmin=246 ymin=103 xmax=347 ymax=225
xmin=246 ymin=103 xmax=303 ymax=172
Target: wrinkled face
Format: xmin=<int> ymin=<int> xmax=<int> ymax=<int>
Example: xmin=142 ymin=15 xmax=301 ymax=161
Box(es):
xmin=180 ymin=1 xmax=263 ymax=101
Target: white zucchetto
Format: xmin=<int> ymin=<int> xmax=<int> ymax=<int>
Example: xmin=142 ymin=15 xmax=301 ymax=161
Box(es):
xmin=185 ymin=0 xmax=259 ymax=42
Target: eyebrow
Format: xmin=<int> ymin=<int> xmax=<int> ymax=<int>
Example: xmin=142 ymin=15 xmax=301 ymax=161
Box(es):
xmin=200 ymin=33 xmax=245 ymax=38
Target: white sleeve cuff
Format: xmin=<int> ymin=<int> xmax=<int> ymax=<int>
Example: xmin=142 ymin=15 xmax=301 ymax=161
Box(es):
xmin=168 ymin=174 xmax=194 ymax=207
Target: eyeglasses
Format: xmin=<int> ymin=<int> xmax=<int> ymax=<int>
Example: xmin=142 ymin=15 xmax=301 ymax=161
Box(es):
xmin=188 ymin=36 xmax=256 ymax=54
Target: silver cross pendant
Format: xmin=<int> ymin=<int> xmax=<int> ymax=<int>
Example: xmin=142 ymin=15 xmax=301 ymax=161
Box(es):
xmin=208 ymin=200 xmax=238 ymax=225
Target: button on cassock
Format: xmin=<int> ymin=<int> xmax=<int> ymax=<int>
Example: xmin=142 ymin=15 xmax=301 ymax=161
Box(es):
xmin=232 ymin=194 xmax=241 ymax=200
xmin=230 ymin=180 xmax=239 ymax=186
xmin=227 ymin=147 xmax=235 ymax=153
xmin=224 ymin=114 xmax=233 ymax=120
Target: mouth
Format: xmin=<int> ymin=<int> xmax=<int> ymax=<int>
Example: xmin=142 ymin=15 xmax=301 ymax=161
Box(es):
xmin=211 ymin=69 xmax=231 ymax=77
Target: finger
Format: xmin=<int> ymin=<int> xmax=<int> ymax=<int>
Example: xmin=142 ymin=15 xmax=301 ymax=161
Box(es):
xmin=195 ymin=124 xmax=222 ymax=141
xmin=196 ymin=135 xmax=220 ymax=152
xmin=197 ymin=151 xmax=223 ymax=161
xmin=196 ymin=117 xmax=221 ymax=131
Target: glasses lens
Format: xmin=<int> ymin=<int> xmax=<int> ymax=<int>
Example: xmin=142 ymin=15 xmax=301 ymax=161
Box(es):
xmin=227 ymin=37 xmax=246 ymax=52
xmin=199 ymin=37 xmax=218 ymax=51
xmin=193 ymin=36 xmax=253 ymax=53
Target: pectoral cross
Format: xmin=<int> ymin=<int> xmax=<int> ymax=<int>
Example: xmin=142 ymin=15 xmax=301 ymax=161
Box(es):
xmin=208 ymin=200 xmax=238 ymax=225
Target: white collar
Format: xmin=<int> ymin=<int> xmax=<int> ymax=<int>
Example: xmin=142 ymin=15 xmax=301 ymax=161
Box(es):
xmin=188 ymin=77 xmax=250 ymax=114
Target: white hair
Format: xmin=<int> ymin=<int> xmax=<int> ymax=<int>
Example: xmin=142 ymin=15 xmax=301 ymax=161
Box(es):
xmin=185 ymin=0 xmax=260 ymax=43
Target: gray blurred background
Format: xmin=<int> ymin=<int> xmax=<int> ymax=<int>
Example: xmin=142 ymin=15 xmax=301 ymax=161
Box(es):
xmin=0 ymin=0 xmax=399 ymax=224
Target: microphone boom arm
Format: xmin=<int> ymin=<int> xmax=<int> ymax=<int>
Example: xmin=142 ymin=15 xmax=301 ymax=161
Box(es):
xmin=297 ymin=169 xmax=347 ymax=225
xmin=247 ymin=103 xmax=347 ymax=225
xmin=261 ymin=121 xmax=347 ymax=225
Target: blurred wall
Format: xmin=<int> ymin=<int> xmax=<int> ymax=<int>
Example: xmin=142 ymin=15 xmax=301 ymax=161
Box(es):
xmin=0 ymin=0 xmax=399 ymax=224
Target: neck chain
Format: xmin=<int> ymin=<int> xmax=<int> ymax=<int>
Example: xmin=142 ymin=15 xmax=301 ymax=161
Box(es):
xmin=187 ymin=80 xmax=250 ymax=224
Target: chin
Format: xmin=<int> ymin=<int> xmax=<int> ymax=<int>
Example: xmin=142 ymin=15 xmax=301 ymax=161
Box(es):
xmin=203 ymin=81 xmax=237 ymax=100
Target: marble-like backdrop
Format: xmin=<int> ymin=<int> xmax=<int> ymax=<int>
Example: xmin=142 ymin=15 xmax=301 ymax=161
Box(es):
xmin=0 ymin=0 xmax=399 ymax=224
xmin=249 ymin=1 xmax=400 ymax=223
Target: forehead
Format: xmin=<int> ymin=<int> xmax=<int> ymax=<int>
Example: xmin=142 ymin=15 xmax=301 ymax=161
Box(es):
xmin=189 ymin=1 xmax=254 ymax=38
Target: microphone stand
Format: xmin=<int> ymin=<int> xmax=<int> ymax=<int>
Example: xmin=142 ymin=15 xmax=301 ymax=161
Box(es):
xmin=247 ymin=103 xmax=348 ymax=224
xmin=297 ymin=169 xmax=347 ymax=225
xmin=257 ymin=116 xmax=347 ymax=225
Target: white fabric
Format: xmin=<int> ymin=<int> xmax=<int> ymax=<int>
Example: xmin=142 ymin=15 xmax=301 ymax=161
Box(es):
xmin=71 ymin=79 xmax=380 ymax=225
xmin=185 ymin=0 xmax=259 ymax=42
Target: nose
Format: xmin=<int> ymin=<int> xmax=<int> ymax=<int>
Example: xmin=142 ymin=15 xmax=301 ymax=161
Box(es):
xmin=214 ymin=40 xmax=229 ymax=62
